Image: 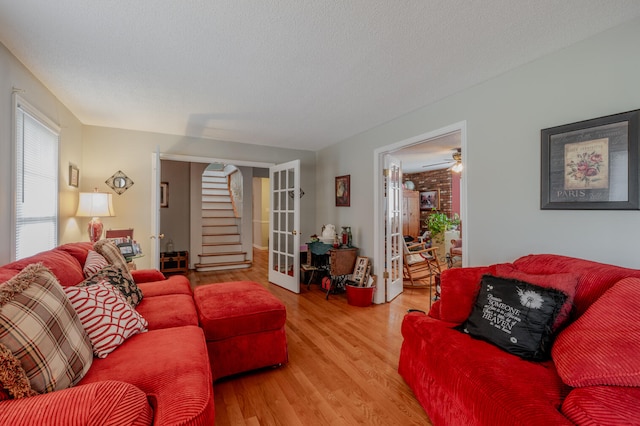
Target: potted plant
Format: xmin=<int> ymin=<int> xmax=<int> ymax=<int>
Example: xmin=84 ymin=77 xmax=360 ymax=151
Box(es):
xmin=426 ymin=212 xmax=460 ymax=262
xmin=426 ymin=211 xmax=459 ymax=242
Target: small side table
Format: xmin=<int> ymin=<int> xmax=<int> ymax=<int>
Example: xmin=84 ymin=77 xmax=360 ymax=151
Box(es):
xmin=160 ymin=251 xmax=189 ymax=275
xmin=326 ymin=247 xmax=358 ymax=299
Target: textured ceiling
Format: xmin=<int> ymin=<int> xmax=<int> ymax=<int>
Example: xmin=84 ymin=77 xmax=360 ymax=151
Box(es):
xmin=1 ymin=1 xmax=640 ymax=152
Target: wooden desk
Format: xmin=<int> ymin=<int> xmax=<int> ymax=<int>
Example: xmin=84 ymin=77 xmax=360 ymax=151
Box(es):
xmin=306 ymin=243 xmax=358 ymax=299
xmin=329 ymin=247 xmax=358 ymax=276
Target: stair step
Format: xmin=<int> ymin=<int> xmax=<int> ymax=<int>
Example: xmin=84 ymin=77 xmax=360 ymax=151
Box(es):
xmin=202 ymin=177 xmax=226 ymax=183
xmin=202 ymin=202 xmax=233 ymax=210
xmin=202 ymin=209 xmax=236 ymax=218
xmin=199 ymin=252 xmax=247 ymax=264
xmin=203 ymin=225 xmax=238 ymax=235
xmin=203 ymin=234 xmax=241 ymax=244
xmin=202 ymin=217 xmax=238 ymax=226
xmin=202 ymin=243 xmax=242 ymax=254
xmin=195 ymin=261 xmax=252 ymax=272
xmin=202 ymin=183 xmax=227 ymax=190
xmin=203 ymin=195 xmax=231 ymax=203
xmin=202 ymin=188 xmax=229 ymax=196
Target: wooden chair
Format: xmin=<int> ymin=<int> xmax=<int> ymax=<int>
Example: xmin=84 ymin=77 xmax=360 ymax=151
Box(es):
xmin=402 ymin=239 xmax=441 ymax=288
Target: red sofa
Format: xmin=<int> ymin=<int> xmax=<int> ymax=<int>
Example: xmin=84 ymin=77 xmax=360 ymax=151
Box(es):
xmin=399 ymin=254 xmax=640 ymax=425
xmin=0 ymin=242 xmax=214 ymax=425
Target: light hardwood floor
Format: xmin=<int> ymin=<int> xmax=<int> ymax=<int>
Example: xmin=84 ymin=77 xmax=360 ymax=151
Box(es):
xmin=188 ymin=249 xmax=435 ymax=425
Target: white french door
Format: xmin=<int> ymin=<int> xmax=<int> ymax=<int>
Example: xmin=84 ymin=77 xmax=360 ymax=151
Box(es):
xmin=385 ymin=154 xmax=403 ymax=301
xmin=268 ymin=160 xmax=301 ymax=293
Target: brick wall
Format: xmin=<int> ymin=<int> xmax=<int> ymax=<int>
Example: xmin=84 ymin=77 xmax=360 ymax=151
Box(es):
xmin=404 ymin=169 xmax=452 ymax=234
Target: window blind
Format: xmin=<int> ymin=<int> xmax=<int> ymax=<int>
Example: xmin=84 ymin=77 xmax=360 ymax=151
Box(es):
xmin=15 ymin=97 xmax=60 ymax=260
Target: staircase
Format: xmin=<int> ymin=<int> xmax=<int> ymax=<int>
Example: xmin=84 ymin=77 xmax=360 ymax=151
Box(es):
xmin=195 ymin=170 xmax=251 ymax=271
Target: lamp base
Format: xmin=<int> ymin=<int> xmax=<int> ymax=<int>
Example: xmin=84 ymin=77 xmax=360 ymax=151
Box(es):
xmin=88 ymin=217 xmax=104 ymax=243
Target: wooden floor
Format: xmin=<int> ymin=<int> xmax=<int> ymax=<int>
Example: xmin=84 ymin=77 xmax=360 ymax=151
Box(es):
xmin=188 ymin=249 xmax=434 ymax=426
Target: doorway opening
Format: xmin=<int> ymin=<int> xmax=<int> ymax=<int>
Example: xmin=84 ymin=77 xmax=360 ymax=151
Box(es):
xmin=150 ymin=153 xmax=274 ymax=270
xmin=373 ymin=121 xmax=467 ymax=304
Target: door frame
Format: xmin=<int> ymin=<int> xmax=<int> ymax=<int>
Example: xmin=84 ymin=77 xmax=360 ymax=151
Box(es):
xmin=373 ymin=121 xmax=468 ymax=304
xmin=150 ymin=153 xmax=274 ymax=268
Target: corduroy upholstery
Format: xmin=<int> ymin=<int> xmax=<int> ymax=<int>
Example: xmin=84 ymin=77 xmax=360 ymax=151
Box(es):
xmin=0 ymin=242 xmax=215 ymax=426
xmin=79 ymin=326 xmax=213 ymax=426
xmin=194 ymin=281 xmax=288 ymax=380
xmin=0 ymin=380 xmax=153 ymax=426
xmin=399 ymin=254 xmax=640 ymax=425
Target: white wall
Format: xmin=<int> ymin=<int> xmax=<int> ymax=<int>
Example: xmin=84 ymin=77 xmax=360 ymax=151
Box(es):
xmin=0 ymin=43 xmax=85 ymax=264
xmin=82 ymin=126 xmax=316 ymax=269
xmin=317 ymin=18 xmax=640 ymax=270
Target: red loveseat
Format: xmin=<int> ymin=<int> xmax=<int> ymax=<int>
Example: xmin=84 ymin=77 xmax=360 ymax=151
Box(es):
xmin=0 ymin=242 xmax=214 ymax=425
xmin=399 ymin=254 xmax=640 ymax=425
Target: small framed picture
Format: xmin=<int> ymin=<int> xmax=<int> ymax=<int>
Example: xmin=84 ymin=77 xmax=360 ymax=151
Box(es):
xmin=352 ymin=256 xmax=370 ymax=286
xmin=117 ymin=242 xmax=134 ymax=259
xmin=69 ymin=165 xmax=79 ymax=187
xmin=420 ymin=189 xmax=439 ymax=211
xmin=160 ymin=182 xmax=169 ymax=208
xmin=335 ymin=175 xmax=350 ymax=206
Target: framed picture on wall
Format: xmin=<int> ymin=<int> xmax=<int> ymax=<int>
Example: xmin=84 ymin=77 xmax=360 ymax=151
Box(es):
xmin=541 ymin=109 xmax=640 ymax=210
xmin=69 ymin=165 xmax=79 ymax=187
xmin=335 ymin=175 xmax=350 ymax=206
xmin=420 ymin=189 xmax=439 ymax=210
xmin=160 ymin=182 xmax=169 ymax=208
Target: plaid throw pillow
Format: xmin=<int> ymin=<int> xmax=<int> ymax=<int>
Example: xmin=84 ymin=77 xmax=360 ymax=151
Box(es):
xmin=93 ymin=239 xmax=134 ymax=282
xmin=64 ymin=281 xmax=148 ymax=358
xmin=83 ymin=250 xmax=109 ymax=278
xmin=83 ymin=265 xmax=143 ymax=307
xmin=0 ymin=342 xmax=37 ymax=399
xmin=0 ymin=263 xmax=93 ymax=394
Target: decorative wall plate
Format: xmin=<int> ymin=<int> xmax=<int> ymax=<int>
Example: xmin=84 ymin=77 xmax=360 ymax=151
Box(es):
xmin=106 ymin=170 xmax=134 ymax=195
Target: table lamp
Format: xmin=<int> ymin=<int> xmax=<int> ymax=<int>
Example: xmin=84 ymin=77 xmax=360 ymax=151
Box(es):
xmin=76 ymin=189 xmax=115 ymax=243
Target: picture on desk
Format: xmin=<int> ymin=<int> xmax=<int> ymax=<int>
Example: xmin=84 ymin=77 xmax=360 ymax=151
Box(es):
xmin=117 ymin=242 xmax=134 ymax=257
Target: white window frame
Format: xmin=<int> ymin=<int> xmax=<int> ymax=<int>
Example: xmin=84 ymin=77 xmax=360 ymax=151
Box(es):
xmin=12 ymin=94 xmax=61 ymax=260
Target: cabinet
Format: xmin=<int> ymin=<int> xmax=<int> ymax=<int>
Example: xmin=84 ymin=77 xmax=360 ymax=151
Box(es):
xmin=402 ymin=190 xmax=420 ymax=238
xmin=160 ymin=251 xmax=189 ymax=275
xmin=329 ymin=247 xmax=358 ymax=276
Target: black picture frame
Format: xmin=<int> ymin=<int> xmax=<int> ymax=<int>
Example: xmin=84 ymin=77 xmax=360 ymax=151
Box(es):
xmin=117 ymin=242 xmax=134 ymax=259
xmin=541 ymin=109 xmax=640 ymax=210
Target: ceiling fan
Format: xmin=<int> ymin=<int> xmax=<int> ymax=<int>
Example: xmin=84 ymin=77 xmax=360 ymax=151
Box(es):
xmin=422 ymin=148 xmax=462 ymax=172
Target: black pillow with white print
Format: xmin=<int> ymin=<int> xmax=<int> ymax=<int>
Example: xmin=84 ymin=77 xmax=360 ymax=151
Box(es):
xmin=456 ymin=274 xmax=567 ymax=361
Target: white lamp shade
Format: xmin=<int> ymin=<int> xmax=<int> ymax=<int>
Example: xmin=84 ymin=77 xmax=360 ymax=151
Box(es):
xmin=76 ymin=192 xmax=115 ymax=217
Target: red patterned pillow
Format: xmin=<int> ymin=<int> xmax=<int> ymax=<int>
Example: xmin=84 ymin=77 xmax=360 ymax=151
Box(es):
xmin=83 ymin=250 xmax=109 ymax=278
xmin=552 ymin=277 xmax=640 ymax=387
xmin=64 ymin=281 xmax=148 ymax=358
xmin=0 ymin=264 xmax=93 ymax=394
xmin=494 ymin=264 xmax=578 ymax=330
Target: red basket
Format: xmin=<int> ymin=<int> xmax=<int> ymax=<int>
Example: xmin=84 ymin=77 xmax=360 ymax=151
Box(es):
xmin=346 ymin=284 xmax=375 ymax=307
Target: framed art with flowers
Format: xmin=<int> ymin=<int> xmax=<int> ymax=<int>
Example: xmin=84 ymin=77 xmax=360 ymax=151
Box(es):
xmin=541 ymin=109 xmax=640 ymax=210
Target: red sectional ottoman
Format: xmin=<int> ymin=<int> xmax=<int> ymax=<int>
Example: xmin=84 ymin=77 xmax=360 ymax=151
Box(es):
xmin=193 ymin=281 xmax=288 ymax=380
